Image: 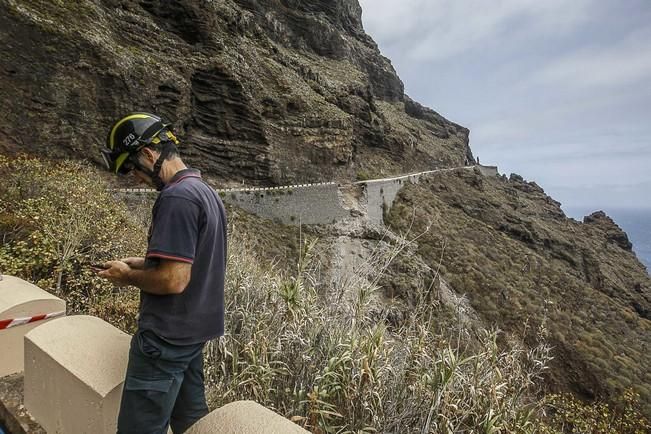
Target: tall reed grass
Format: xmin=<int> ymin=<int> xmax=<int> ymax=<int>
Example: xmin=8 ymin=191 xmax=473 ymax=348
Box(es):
xmin=205 ymin=226 xmax=552 ymax=433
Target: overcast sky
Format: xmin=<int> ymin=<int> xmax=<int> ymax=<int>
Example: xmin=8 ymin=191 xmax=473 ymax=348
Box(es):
xmin=358 ymin=0 xmax=651 ymax=216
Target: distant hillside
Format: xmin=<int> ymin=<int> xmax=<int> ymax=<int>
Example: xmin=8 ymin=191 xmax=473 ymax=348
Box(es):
xmin=386 ymin=169 xmax=651 ymax=411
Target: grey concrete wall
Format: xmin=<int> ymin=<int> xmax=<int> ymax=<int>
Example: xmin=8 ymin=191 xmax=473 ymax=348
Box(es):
xmin=357 ymin=173 xmax=426 ymax=225
xmin=476 ymin=165 xmax=499 ymax=177
xmin=116 ymin=165 xmax=498 ymax=227
xmin=116 ymin=183 xmax=351 ymax=226
xmin=222 ymin=183 xmax=350 ymax=225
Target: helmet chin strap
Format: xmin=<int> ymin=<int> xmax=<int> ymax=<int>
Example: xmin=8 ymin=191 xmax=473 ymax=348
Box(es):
xmin=134 ymin=142 xmax=176 ymax=191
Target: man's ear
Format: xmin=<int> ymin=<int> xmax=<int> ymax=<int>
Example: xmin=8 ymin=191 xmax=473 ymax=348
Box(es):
xmin=141 ymin=147 xmax=158 ymax=165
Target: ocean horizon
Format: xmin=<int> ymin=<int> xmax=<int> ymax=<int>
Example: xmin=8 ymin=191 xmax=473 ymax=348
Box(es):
xmin=564 ymin=206 xmax=651 ymax=274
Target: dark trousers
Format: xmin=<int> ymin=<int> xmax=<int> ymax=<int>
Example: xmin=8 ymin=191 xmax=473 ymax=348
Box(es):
xmin=117 ymin=329 xmax=209 ymax=434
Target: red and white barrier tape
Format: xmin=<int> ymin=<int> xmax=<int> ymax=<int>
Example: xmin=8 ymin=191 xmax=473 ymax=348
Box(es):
xmin=0 ymin=311 xmax=65 ymax=330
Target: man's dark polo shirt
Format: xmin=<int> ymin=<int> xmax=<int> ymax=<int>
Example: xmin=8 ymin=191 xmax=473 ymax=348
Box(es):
xmin=138 ymin=168 xmax=227 ymax=345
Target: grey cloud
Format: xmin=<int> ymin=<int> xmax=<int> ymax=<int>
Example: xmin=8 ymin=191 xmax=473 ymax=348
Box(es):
xmin=360 ymin=0 xmax=593 ymax=62
xmin=526 ymin=27 xmax=651 ymax=90
xmin=359 ymin=0 xmax=651 ymax=210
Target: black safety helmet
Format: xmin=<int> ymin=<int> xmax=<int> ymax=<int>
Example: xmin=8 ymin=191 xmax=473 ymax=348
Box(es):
xmin=102 ymin=112 xmax=179 ymax=174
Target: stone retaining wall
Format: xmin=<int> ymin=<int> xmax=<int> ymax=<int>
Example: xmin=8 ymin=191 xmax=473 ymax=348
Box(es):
xmin=476 ymin=165 xmax=499 ymax=177
xmin=224 ymin=182 xmax=349 ymax=225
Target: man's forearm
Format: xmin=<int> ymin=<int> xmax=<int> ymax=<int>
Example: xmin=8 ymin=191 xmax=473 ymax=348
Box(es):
xmin=98 ymin=258 xmax=191 ymax=294
xmin=126 ymin=267 xmax=178 ymax=295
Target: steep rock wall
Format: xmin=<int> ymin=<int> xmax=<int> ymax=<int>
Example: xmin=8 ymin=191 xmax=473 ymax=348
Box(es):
xmin=0 ymin=0 xmax=471 ymax=185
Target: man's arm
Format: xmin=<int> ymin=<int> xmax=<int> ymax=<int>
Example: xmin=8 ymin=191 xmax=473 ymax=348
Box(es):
xmin=101 ymin=195 xmax=199 ymax=293
xmin=98 ymin=259 xmax=191 ymax=295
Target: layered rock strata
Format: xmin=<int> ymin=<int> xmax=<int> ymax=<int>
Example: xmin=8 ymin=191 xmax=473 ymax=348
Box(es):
xmin=0 ymin=0 xmax=471 ymax=185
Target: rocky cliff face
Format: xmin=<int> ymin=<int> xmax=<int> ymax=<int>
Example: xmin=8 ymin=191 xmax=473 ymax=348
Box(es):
xmin=0 ymin=0 xmax=471 ymax=185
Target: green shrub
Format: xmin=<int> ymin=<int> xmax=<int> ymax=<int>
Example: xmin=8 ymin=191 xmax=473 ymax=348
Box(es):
xmin=356 ymin=170 xmax=372 ymax=181
xmin=0 ymin=154 xmax=144 ymax=330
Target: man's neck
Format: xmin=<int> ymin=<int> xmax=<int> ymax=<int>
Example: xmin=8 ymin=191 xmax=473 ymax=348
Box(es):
xmin=160 ymin=158 xmax=188 ymax=184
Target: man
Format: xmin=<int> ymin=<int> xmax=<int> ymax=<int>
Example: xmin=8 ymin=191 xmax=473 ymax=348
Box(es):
xmin=98 ymin=112 xmax=227 ymax=434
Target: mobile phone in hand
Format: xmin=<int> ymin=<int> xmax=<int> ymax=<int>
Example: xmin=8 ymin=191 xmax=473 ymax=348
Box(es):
xmin=89 ymin=262 xmax=109 ymax=271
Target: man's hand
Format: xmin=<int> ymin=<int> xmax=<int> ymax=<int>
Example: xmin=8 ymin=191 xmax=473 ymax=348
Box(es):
xmin=97 ymin=260 xmax=132 ymax=286
xmin=120 ymin=257 xmax=146 ymax=270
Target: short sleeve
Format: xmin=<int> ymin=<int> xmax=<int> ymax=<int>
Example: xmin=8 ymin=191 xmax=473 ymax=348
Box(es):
xmin=146 ymin=196 xmax=200 ymax=264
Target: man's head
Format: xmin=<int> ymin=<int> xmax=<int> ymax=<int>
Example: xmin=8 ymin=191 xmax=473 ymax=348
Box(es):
xmin=103 ymin=112 xmax=180 ymax=190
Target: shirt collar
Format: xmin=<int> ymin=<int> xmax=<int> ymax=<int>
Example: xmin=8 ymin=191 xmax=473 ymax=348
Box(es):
xmin=165 ymin=168 xmax=201 ymax=189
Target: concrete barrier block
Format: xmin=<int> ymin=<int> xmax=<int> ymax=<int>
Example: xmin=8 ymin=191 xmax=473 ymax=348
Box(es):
xmin=0 ymin=275 xmax=66 ymax=377
xmin=186 ymin=401 xmax=309 ymax=434
xmin=24 ymin=315 xmax=130 ymax=434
